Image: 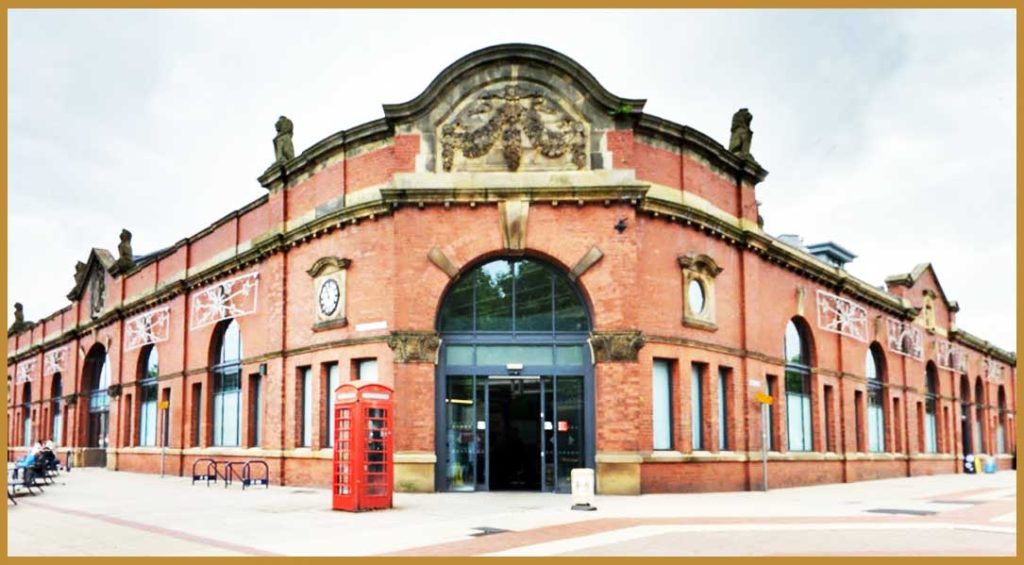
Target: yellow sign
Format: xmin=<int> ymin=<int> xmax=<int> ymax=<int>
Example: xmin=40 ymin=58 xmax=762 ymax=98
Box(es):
xmin=158 ymin=400 xmax=169 ymax=409
xmin=755 ymin=392 xmax=773 ymax=405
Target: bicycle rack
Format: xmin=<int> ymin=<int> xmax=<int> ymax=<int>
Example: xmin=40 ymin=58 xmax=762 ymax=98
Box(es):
xmin=241 ymin=460 xmax=270 ymax=489
xmin=222 ymin=461 xmax=245 ymax=488
xmin=191 ymin=458 xmax=219 ymax=486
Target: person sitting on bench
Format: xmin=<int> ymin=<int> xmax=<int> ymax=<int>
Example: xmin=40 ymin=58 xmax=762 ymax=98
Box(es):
xmin=11 ymin=445 xmax=41 ymax=482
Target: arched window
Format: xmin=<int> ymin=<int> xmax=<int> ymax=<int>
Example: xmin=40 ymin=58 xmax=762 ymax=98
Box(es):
xmin=212 ymin=319 xmax=242 ymax=447
xmin=86 ymin=347 xmax=112 ymax=449
xmin=924 ymin=364 xmax=938 ymax=453
xmin=784 ymin=319 xmax=813 ymax=451
xmin=974 ymin=378 xmax=985 ymax=454
xmin=959 ymin=375 xmax=973 ymax=455
xmin=439 ymin=258 xmax=589 ymax=334
xmin=138 ymin=346 xmax=159 ymax=446
xmin=22 ymin=382 xmax=32 ymax=447
xmin=51 ymin=374 xmax=63 ymax=446
xmin=996 ymin=386 xmax=1007 ymax=454
xmin=865 ymin=345 xmax=886 ymax=452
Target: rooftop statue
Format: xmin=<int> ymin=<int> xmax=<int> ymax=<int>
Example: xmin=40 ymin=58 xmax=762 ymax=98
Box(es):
xmin=274 ymin=115 xmax=295 ymax=164
xmin=729 ymin=107 xmax=756 ymax=161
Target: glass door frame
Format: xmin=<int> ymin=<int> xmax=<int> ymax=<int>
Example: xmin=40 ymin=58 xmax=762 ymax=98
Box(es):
xmin=435 ymin=332 xmax=596 ymax=493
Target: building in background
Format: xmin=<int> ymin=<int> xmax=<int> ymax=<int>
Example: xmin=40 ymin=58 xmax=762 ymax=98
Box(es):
xmin=6 ymin=44 xmax=1016 ymax=494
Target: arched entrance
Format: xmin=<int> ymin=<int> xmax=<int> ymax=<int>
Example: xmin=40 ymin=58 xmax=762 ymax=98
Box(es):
xmin=434 ymin=257 xmax=594 ymax=493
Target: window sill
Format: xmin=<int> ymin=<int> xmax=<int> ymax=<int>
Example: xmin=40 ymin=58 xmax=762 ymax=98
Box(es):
xmin=313 ymin=318 xmax=348 ymax=332
xmin=682 ymin=316 xmax=717 ymax=332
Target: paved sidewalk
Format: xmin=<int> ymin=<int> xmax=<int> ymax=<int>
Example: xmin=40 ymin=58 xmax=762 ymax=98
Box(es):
xmin=6 ymin=468 xmax=1016 ymax=556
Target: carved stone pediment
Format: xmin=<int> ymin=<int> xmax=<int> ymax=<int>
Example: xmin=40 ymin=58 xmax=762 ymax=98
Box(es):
xmin=440 ymin=82 xmax=589 ymax=173
xmin=590 ymin=330 xmax=645 ymax=363
xmin=107 ymin=384 xmax=122 ymax=398
xmin=387 ymin=331 xmax=441 ymax=364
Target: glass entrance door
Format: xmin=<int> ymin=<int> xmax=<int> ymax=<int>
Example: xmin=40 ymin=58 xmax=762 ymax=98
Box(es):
xmin=443 ymin=373 xmax=584 ymax=493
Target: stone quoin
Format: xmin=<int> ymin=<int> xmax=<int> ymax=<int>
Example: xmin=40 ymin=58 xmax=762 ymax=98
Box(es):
xmin=6 ymin=44 xmax=1016 ymax=494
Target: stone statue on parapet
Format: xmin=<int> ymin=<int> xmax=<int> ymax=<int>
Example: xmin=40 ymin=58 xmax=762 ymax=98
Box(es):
xmin=8 ymin=302 xmax=33 ymax=335
xmin=115 ymin=229 xmax=135 ymax=272
xmin=274 ymin=115 xmax=295 ymax=164
xmin=74 ymin=261 xmax=87 ymax=285
xmin=729 ymin=108 xmax=756 ymax=161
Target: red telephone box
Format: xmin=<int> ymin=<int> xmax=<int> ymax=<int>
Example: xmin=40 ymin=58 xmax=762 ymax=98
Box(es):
xmin=332 ymin=381 xmax=394 ymax=512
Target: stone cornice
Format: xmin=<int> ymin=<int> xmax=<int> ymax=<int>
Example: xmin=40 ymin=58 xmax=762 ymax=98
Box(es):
xmin=381 ymin=43 xmax=647 ymax=124
xmin=634 ymin=114 xmax=769 ymax=186
xmin=949 ymin=329 xmax=1016 ymax=366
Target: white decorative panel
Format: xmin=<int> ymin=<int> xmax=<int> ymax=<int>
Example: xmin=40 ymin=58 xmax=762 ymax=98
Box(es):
xmin=935 ymin=340 xmax=963 ymax=371
xmin=886 ymin=318 xmax=923 ymax=360
xmin=126 ymin=306 xmax=171 ymax=351
xmin=43 ymin=346 xmax=68 ymax=375
xmin=16 ymin=359 xmax=37 ymax=384
xmin=190 ymin=272 xmax=260 ymax=330
xmin=983 ymin=358 xmax=1005 ymax=384
xmin=815 ymin=290 xmax=868 ymax=342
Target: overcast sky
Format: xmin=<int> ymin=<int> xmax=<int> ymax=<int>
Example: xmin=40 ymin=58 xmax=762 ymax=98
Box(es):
xmin=6 ymin=9 xmax=1016 ymax=352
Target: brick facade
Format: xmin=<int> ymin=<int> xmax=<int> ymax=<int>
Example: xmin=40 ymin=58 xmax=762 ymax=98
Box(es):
xmin=6 ymin=44 xmax=1016 ymax=494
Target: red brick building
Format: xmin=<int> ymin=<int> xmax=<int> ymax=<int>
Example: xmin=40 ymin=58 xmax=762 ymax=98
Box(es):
xmin=6 ymin=44 xmax=1016 ymax=494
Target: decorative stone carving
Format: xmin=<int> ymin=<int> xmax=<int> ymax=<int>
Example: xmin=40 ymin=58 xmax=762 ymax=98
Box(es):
xmin=679 ymin=254 xmax=722 ymax=331
xmin=729 ymin=107 xmax=755 ymax=159
xmin=568 ymin=246 xmax=604 ymax=282
xmin=387 ymin=331 xmax=441 ymax=364
xmin=887 ymin=317 xmax=923 ymax=360
xmin=307 ymin=257 xmax=350 ymax=329
xmin=44 ymin=346 xmax=68 ymax=375
xmin=190 ymin=271 xmax=260 ymax=330
xmin=107 ymin=383 xmax=122 ymax=398
xmin=16 ymin=358 xmax=36 ymax=384
xmin=114 ymin=229 xmax=135 ymax=272
xmin=589 ymin=331 xmax=645 ymax=362
xmin=63 ymin=393 xmax=80 ymax=407
xmin=8 ymin=302 xmax=34 ymax=335
xmin=273 ymin=115 xmax=295 ymax=164
xmin=126 ymin=307 xmax=171 ymax=351
xmin=74 ymin=261 xmax=87 ymax=286
xmin=935 ymin=340 xmax=962 ymax=371
xmin=440 ymin=83 xmax=587 ymax=172
xmin=498 ymin=199 xmax=529 ymax=250
xmin=427 ymin=247 xmax=459 ymax=279
xmin=88 ymin=268 xmax=106 ymax=319
xmin=815 ymin=290 xmax=868 ymax=342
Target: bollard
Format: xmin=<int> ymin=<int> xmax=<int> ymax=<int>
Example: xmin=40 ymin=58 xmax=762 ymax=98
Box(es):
xmin=570 ymin=468 xmax=597 ymax=511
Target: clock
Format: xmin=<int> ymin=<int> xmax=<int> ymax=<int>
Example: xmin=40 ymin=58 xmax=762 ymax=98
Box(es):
xmin=318 ymin=278 xmax=340 ymax=316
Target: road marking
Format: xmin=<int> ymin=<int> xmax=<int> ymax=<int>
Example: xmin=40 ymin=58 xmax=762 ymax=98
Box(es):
xmin=482 ymin=522 xmax=984 ymax=556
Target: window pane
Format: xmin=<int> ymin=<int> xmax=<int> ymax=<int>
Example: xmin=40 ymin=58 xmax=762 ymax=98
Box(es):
xmin=440 ymin=276 xmax=474 ymax=332
xmin=652 ymin=360 xmax=672 ymax=450
xmin=785 ymin=369 xmax=806 ymax=395
xmin=925 ymin=413 xmax=937 ymax=453
xmin=691 ymin=364 xmax=704 ymax=450
xmin=554 ymin=275 xmax=587 ymax=332
xmin=688 ymin=279 xmax=705 ymax=314
xmin=147 ymin=348 xmax=160 ymax=380
xmin=787 ymin=392 xmax=807 ymax=451
xmin=327 ymin=364 xmax=339 ymax=448
xmin=213 ymin=392 xmax=224 ymax=446
xmin=555 ymin=345 xmax=584 ymax=366
xmin=515 ymin=261 xmax=552 ymax=332
xmin=718 ymin=369 xmax=728 ymax=450
xmin=302 ymin=368 xmax=313 ymax=447
xmin=801 ymin=395 xmax=812 ymax=450
xmin=220 ymin=320 xmax=242 ymax=364
xmin=784 ymin=321 xmax=804 ymax=365
xmin=446 ymin=345 xmax=474 ymax=366
xmin=224 ymin=389 xmax=240 ymax=446
xmin=476 ymin=345 xmax=553 ymax=366
xmin=476 ymin=260 xmax=513 ymax=332
xmin=865 ymin=349 xmax=877 ymax=381
xmin=358 ymin=360 xmax=378 ymax=382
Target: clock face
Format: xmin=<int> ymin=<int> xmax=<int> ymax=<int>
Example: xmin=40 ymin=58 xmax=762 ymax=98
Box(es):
xmin=318 ymin=278 xmax=340 ymax=316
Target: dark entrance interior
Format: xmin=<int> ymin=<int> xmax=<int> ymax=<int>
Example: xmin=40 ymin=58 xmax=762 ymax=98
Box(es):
xmin=488 ymin=378 xmax=541 ymax=490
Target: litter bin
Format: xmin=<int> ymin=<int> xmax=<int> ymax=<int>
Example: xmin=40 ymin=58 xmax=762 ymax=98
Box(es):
xmin=983 ymin=456 xmax=997 ymax=474
xmin=963 ymin=454 xmax=976 ymax=474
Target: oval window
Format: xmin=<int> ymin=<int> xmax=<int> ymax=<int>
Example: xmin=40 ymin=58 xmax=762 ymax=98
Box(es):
xmin=688 ymin=279 xmax=706 ymax=314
